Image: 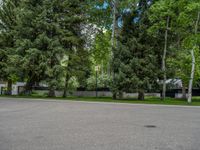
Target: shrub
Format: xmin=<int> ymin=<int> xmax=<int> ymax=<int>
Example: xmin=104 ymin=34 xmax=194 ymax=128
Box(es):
xmin=87 ymin=74 xmax=112 ymax=90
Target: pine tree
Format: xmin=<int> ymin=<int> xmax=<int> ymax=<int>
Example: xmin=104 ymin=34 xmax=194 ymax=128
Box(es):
xmin=16 ymin=0 xmax=88 ymax=97
xmin=112 ymin=0 xmax=158 ymax=100
xmin=53 ymin=0 xmax=87 ymax=97
xmin=0 ymin=0 xmax=20 ymax=95
xmin=16 ymin=0 xmax=65 ymax=96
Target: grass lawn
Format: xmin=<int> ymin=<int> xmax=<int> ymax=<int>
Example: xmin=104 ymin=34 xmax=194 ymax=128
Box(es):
xmin=1 ymin=95 xmax=200 ymax=106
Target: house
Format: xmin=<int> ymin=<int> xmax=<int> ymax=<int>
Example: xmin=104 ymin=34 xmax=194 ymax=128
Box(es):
xmin=0 ymin=82 xmax=26 ymax=95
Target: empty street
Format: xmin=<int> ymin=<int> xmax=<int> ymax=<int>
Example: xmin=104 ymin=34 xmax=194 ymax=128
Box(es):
xmin=0 ymin=98 xmax=200 ymax=150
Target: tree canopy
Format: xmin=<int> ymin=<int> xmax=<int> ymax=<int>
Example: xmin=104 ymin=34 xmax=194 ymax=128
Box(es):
xmin=0 ymin=0 xmax=199 ymax=102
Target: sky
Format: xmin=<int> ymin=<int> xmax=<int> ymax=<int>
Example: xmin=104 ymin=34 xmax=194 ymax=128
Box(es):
xmin=96 ymin=1 xmax=109 ymax=9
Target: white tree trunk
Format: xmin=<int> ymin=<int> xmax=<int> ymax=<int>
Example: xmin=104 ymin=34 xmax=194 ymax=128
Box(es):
xmin=162 ymin=16 xmax=170 ymax=100
xmin=111 ymin=0 xmax=116 ymax=48
xmin=108 ymin=0 xmax=117 ymax=75
xmin=110 ymin=0 xmax=118 ymax=99
xmin=187 ymin=11 xmax=200 ymax=103
xmin=188 ymin=49 xmax=195 ymax=103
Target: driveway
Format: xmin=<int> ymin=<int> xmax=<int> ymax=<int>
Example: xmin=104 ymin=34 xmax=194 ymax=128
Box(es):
xmin=0 ymin=98 xmax=200 ymax=150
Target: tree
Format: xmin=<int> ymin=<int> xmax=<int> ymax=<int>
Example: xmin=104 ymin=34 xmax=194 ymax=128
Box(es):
xmin=91 ymin=31 xmax=111 ymax=74
xmin=112 ymin=0 xmax=158 ymax=100
xmin=187 ymin=10 xmax=200 ymax=103
xmin=156 ymin=0 xmax=200 ymax=101
xmin=168 ymin=53 xmax=189 ymax=99
xmin=16 ymin=0 xmax=67 ymax=96
xmin=87 ymin=0 xmax=137 ymax=69
xmin=62 ymin=47 xmax=91 ymax=98
xmin=0 ymin=0 xmax=20 ymax=95
xmin=59 ymin=0 xmax=88 ymax=98
xmin=172 ymin=0 xmax=200 ymax=103
xmin=149 ymin=0 xmax=179 ymax=100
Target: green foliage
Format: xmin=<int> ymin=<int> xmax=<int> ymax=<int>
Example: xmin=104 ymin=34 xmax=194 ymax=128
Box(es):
xmin=168 ymin=0 xmax=200 ymax=87
xmin=86 ymin=0 xmax=112 ymax=29
xmin=14 ymin=0 xmax=88 ymax=96
xmin=91 ymin=31 xmax=111 ymax=73
xmin=167 ymin=48 xmax=200 ymax=86
xmin=15 ymin=0 xmax=66 ymax=94
xmin=67 ymin=77 xmax=80 ymax=91
xmin=0 ymin=0 xmax=20 ymax=83
xmin=87 ymin=74 xmax=111 ymax=90
xmin=0 ymin=0 xmax=200 ymax=101
xmin=112 ymin=0 xmax=159 ymax=98
xmin=148 ymin=0 xmax=200 ymax=94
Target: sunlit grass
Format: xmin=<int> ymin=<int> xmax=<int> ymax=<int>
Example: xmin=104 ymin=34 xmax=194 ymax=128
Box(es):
xmin=1 ymin=95 xmax=200 ymax=106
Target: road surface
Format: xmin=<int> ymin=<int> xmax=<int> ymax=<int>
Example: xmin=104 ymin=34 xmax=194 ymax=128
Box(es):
xmin=0 ymin=98 xmax=200 ymax=150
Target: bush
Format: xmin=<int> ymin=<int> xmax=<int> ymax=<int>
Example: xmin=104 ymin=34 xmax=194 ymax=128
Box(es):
xmin=68 ymin=76 xmax=79 ymax=91
xmin=87 ymin=74 xmax=112 ymax=90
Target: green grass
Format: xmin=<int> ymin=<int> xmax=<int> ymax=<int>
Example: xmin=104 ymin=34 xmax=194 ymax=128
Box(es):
xmin=1 ymin=94 xmax=200 ymax=106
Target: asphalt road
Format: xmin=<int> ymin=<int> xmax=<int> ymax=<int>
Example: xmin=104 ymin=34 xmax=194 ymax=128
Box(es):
xmin=0 ymin=98 xmax=200 ymax=150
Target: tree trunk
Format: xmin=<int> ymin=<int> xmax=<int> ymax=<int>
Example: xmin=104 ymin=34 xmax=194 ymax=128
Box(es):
xmin=111 ymin=0 xmax=118 ymax=99
xmin=6 ymin=79 xmax=12 ymax=95
xmin=138 ymin=90 xmax=144 ymax=100
xmin=112 ymin=92 xmax=117 ymax=99
xmin=63 ymin=84 xmax=68 ymax=98
xmin=63 ymin=73 xmax=70 ymax=98
xmin=187 ymin=12 xmax=200 ymax=104
xmin=188 ymin=49 xmax=195 ymax=103
xmin=25 ymin=79 xmax=33 ymax=95
xmin=48 ymin=88 xmax=55 ymax=97
xmin=182 ymin=83 xmax=187 ymax=100
xmin=109 ymin=0 xmax=117 ymax=76
xmin=118 ymin=91 xmax=123 ymax=99
xmin=111 ymin=0 xmax=116 ymax=48
xmin=162 ymin=16 xmax=170 ymax=100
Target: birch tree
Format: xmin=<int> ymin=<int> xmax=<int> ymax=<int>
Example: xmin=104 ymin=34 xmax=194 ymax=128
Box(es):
xmin=174 ymin=0 xmax=200 ymax=103
xmin=188 ymin=11 xmax=200 ymax=103
xmin=165 ymin=0 xmax=200 ymax=101
xmin=162 ymin=16 xmax=170 ymax=100
xmin=149 ymin=0 xmax=177 ymax=100
xmin=111 ymin=0 xmax=117 ymax=48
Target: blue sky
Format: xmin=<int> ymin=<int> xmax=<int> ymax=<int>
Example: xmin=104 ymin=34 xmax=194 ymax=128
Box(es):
xmin=96 ymin=1 xmax=109 ymax=9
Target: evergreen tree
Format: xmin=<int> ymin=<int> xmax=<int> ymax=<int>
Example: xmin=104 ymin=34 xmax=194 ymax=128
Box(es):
xmin=112 ymin=0 xmax=158 ymax=100
xmin=15 ymin=0 xmax=88 ymax=97
xmin=57 ymin=0 xmax=88 ymax=97
xmin=0 ymin=0 xmax=20 ymax=95
xmin=16 ymin=0 xmax=65 ymax=96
